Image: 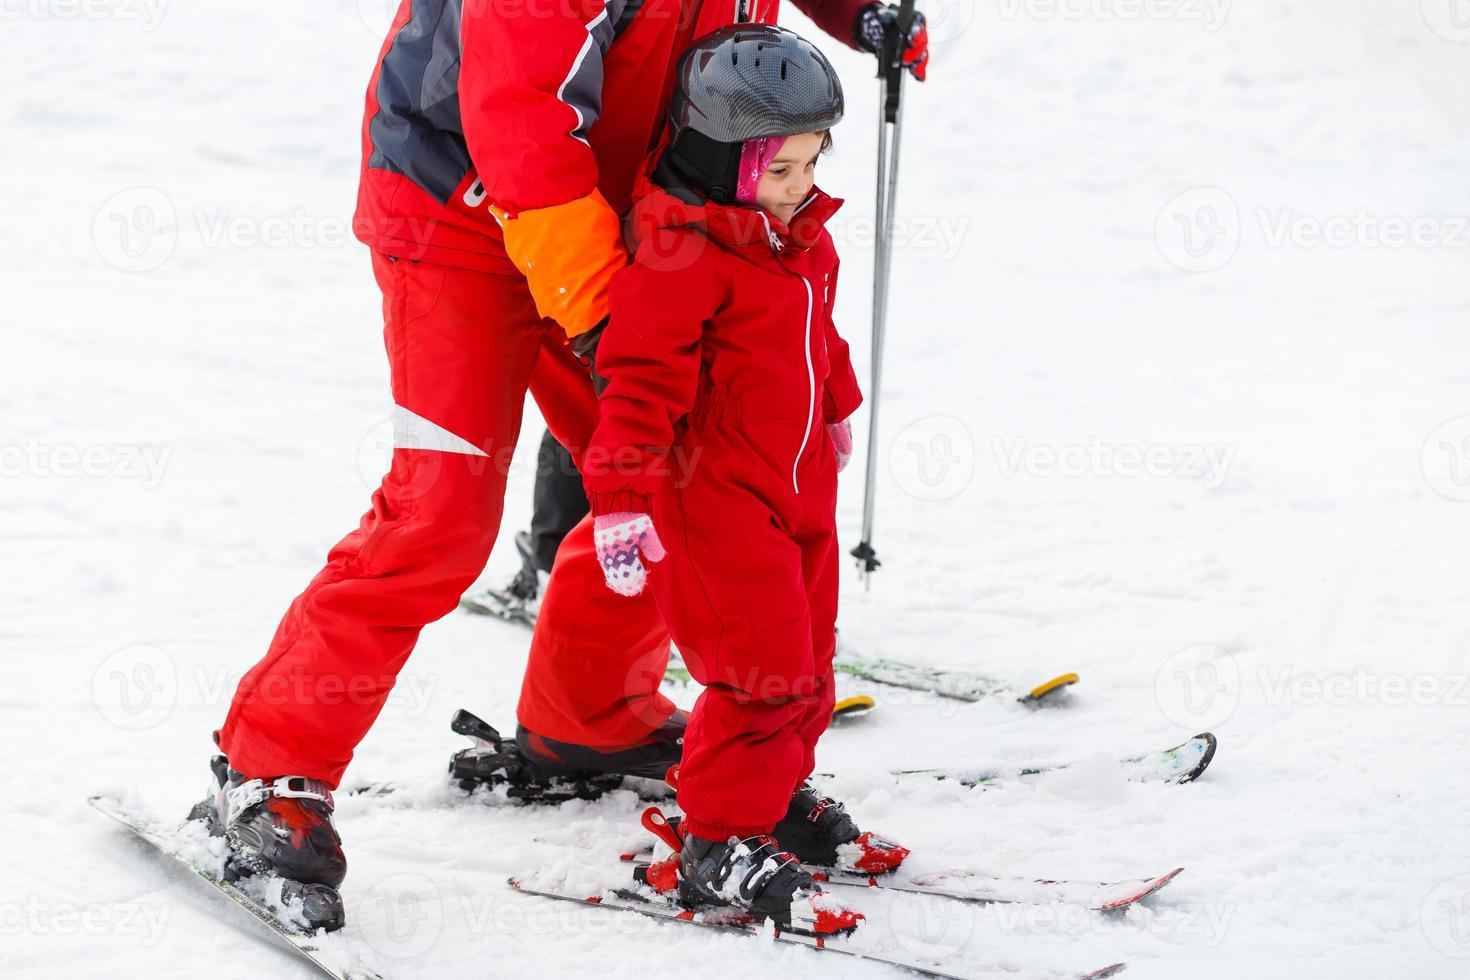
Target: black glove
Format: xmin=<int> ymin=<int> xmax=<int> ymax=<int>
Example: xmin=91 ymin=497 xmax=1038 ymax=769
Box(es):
xmin=853 ymin=3 xmax=930 ymax=81
xmin=571 ymin=318 xmax=610 ymax=396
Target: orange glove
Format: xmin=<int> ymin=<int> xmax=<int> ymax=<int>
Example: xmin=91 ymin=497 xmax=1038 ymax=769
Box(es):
xmin=491 ymin=188 xmax=629 ymax=339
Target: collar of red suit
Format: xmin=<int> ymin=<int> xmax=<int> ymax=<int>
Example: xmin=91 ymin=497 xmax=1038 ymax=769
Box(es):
xmin=627 ymin=177 xmax=844 ymax=255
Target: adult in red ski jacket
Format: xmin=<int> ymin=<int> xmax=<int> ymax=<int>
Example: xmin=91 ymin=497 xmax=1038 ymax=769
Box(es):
xmin=205 ymin=0 xmax=929 ymax=917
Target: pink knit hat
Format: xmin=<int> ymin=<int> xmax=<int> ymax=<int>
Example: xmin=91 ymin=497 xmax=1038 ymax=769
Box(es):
xmin=734 ymin=136 xmax=787 ymax=206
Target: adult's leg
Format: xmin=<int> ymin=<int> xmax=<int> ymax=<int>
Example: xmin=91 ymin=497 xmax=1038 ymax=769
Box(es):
xmin=515 ymin=338 xmax=676 ymax=748
xmin=528 ymin=428 xmax=588 ymax=573
xmin=217 ymin=254 xmax=547 ymax=786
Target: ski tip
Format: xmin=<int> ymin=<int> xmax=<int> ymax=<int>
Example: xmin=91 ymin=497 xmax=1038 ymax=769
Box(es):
xmin=1020 ymin=672 xmax=1080 ymax=703
xmin=1182 ymin=732 xmax=1218 ymax=783
xmin=1095 ymin=868 xmax=1186 ymax=910
xmin=1081 ymin=964 xmax=1128 ymax=979
xmin=832 ymin=695 xmax=877 ymax=721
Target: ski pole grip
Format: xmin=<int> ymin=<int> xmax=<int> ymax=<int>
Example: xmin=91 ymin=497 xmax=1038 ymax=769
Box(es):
xmin=882 ymin=0 xmax=916 ymax=123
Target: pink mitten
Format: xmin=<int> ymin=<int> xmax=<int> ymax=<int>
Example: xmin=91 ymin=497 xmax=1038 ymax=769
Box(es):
xmin=828 ymin=420 xmax=854 ymax=473
xmin=593 ymin=512 xmax=666 ymax=597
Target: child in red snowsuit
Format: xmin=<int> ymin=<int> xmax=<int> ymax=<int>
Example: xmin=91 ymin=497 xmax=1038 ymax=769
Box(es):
xmin=582 ymin=23 xmax=904 ymax=935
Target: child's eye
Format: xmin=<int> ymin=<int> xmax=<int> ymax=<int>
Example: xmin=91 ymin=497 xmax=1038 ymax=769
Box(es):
xmin=769 ymin=167 xmax=789 ymax=178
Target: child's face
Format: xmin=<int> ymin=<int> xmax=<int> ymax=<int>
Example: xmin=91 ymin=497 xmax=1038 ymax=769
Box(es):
xmin=754 ymin=131 xmax=824 ymax=225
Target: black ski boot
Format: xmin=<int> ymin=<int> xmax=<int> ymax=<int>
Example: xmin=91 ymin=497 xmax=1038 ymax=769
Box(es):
xmin=448 ymin=708 xmax=684 ymax=802
xmin=773 ymin=785 xmax=910 ymax=875
xmin=516 ymin=708 xmax=686 ymax=781
xmin=189 ymin=755 xmax=348 ymax=931
xmin=678 ymin=832 xmax=863 ymax=936
xmin=458 ymin=531 xmax=545 ymax=626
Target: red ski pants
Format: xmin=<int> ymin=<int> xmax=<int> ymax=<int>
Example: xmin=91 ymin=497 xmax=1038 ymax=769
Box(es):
xmin=217 ymin=253 xmax=675 ymax=785
xmin=655 ymin=425 xmax=842 ymax=842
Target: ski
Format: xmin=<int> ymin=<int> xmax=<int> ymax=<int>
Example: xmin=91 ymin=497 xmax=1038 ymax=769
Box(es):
xmin=621 ymin=829 xmax=1182 ymax=912
xmin=816 ymin=867 xmax=1183 ymax=912
xmin=88 ymin=796 xmax=384 ymax=980
xmin=509 ymin=875 xmax=1127 ymax=980
xmin=834 ymin=647 xmax=1078 ymax=704
xmin=886 ymin=732 xmax=1218 ymax=789
xmin=458 ymin=589 xmax=537 ymax=627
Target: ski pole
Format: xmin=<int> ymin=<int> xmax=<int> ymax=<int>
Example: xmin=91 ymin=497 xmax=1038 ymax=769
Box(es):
xmin=852 ymin=0 xmax=915 ymax=586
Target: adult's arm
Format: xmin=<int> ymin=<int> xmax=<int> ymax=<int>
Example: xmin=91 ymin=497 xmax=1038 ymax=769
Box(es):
xmin=459 ymin=1 xmax=634 ymax=338
xmin=788 ymin=0 xmax=874 ymax=50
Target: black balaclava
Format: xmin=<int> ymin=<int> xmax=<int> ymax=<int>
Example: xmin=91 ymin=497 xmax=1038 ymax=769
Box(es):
xmin=653 ymin=129 xmax=744 ymax=205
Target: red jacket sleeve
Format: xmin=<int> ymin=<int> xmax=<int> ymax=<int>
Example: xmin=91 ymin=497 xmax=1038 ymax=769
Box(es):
xmin=459 ymin=0 xmax=631 ymax=212
xmin=820 ymin=257 xmax=863 ymax=424
xmin=583 ymin=229 xmax=726 ymax=515
xmin=788 ymin=0 xmax=873 ymax=50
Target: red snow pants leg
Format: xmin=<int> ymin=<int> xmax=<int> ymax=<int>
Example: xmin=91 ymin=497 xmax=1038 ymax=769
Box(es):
xmin=655 ymin=431 xmax=841 ymax=842
xmin=516 ymin=299 xmax=679 ymax=750
xmin=218 ymin=252 xmax=577 ymax=786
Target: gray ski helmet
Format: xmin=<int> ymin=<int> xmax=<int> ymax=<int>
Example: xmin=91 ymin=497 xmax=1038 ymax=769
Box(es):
xmin=669 ymin=24 xmax=845 ymax=143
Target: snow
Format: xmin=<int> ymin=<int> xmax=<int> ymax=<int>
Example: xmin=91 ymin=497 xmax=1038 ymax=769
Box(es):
xmin=4 ymin=0 xmax=1470 ymax=977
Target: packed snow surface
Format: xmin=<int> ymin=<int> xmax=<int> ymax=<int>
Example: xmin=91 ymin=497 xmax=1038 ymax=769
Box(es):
xmin=4 ymin=1 xmax=1469 ymax=978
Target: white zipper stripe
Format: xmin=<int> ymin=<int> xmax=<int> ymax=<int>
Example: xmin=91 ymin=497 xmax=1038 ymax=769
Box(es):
xmin=792 ymin=275 xmax=816 ymax=494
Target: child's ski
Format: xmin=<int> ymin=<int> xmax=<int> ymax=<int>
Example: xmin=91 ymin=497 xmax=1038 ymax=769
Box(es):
xmin=88 ymin=796 xmax=384 ymax=980
xmin=621 ymin=833 xmax=1183 ymax=912
xmin=509 ymin=875 xmax=1127 ymax=980
xmin=886 ymin=732 xmax=1217 ymax=789
xmin=815 ymin=867 xmax=1183 ymax=912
